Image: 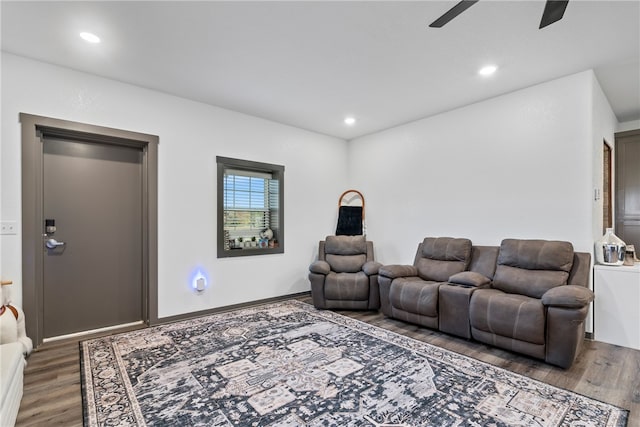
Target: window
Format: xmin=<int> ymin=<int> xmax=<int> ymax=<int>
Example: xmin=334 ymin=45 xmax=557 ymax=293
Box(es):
xmin=217 ymin=156 xmax=284 ymax=257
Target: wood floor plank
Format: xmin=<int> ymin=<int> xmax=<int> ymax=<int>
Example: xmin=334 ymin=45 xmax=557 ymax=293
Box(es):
xmin=15 ymin=296 xmax=639 ymax=426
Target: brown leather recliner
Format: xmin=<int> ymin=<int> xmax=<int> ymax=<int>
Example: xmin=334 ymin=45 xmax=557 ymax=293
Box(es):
xmin=378 ymin=237 xmax=473 ymax=329
xmin=469 ymin=239 xmax=593 ymax=368
xmin=309 ymin=235 xmax=382 ymax=310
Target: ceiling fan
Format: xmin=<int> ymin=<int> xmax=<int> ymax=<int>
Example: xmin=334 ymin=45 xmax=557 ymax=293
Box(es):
xmin=429 ymin=0 xmax=569 ymax=29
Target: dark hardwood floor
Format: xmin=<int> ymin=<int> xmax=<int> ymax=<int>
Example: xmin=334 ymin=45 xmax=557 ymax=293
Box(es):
xmin=16 ymin=296 xmax=640 ymax=426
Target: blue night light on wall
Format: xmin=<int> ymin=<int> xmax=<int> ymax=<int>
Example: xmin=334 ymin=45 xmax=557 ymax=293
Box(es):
xmin=190 ymin=268 xmax=209 ymax=293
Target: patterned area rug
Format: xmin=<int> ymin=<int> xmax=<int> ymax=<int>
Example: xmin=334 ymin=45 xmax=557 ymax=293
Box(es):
xmin=80 ymin=300 xmax=628 ymax=426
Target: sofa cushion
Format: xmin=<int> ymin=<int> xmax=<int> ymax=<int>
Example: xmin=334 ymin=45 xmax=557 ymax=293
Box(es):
xmin=325 ymin=254 xmax=366 ymax=273
xmin=497 ymin=239 xmax=574 ymax=271
xmin=379 ymin=265 xmax=418 ymax=279
xmin=325 ymin=235 xmax=367 ymax=255
xmin=362 ymin=261 xmax=382 ymax=276
xmin=324 ymin=235 xmax=367 ymax=273
xmin=389 ymin=278 xmax=440 ymax=317
xmin=470 ymin=289 xmax=545 ymax=345
xmin=416 ymin=237 xmax=472 ymax=282
xmin=541 ymin=285 xmax=594 ymax=308
xmin=468 ymin=246 xmax=500 ymax=279
xmin=493 ymin=239 xmax=574 ymax=298
xmin=325 ymin=272 xmax=369 ymax=301
xmin=448 ymin=271 xmax=490 ymax=287
xmin=309 ymin=260 xmax=330 ymax=275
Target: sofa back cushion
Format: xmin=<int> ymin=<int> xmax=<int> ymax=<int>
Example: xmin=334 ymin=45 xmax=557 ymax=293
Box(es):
xmin=415 ymin=237 xmax=472 ymax=282
xmin=468 ymin=246 xmax=500 ymax=279
xmin=324 ymin=235 xmax=367 ymax=273
xmin=493 ymin=239 xmax=574 ymax=298
xmin=567 ymin=252 xmax=591 ymax=288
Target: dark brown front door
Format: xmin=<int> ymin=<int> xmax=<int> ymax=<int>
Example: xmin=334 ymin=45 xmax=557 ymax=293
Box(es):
xmin=42 ymin=138 xmax=143 ymax=338
xmin=616 ymin=129 xmax=640 ymax=251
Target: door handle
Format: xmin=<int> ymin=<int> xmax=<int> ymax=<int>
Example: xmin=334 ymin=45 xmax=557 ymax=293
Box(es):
xmin=45 ymin=238 xmax=66 ymax=249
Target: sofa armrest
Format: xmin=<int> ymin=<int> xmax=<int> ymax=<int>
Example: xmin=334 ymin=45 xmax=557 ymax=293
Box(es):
xmin=448 ymin=271 xmax=491 ymax=287
xmin=363 ymin=261 xmax=382 ymax=276
xmin=541 ymin=285 xmax=594 ymax=308
xmin=309 ymin=260 xmax=330 ymax=275
xmin=379 ymin=264 xmax=417 ymax=279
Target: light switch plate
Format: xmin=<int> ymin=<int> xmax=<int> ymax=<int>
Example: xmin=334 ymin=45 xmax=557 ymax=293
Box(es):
xmin=1 ymin=221 xmax=18 ymax=235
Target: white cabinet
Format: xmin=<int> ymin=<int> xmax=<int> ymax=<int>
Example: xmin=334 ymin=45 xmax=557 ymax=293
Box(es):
xmin=593 ymin=264 xmax=640 ymax=350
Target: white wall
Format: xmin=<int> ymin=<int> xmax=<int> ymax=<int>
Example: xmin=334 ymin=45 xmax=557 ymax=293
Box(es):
xmin=348 ymin=71 xmax=602 ymax=265
xmin=1 ymin=52 xmax=624 ymax=327
xmin=590 ymin=71 xmax=619 ymax=244
xmin=617 ymin=120 xmax=640 ymax=133
xmin=587 ymin=71 xmax=619 ymax=333
xmin=1 ymin=53 xmax=348 ymax=317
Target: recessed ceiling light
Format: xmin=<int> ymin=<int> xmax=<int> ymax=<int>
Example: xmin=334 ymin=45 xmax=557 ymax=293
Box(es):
xmin=478 ymin=65 xmax=497 ymax=76
xmin=344 ymin=117 xmax=356 ymax=125
xmin=80 ymin=32 xmax=101 ymax=43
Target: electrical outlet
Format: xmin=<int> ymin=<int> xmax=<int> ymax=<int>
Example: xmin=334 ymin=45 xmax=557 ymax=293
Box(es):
xmin=1 ymin=221 xmax=18 ymax=235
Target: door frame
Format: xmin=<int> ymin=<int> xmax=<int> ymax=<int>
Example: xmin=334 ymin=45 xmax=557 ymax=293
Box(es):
xmin=603 ymin=140 xmax=613 ymax=233
xmin=20 ymin=113 xmax=159 ymax=346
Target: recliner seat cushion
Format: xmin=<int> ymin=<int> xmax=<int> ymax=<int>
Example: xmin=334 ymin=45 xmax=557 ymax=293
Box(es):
xmin=416 ymin=237 xmax=472 ymax=282
xmin=470 ymin=289 xmax=545 ymax=345
xmin=493 ymin=239 xmax=574 ymax=298
xmin=325 ymin=272 xmax=369 ymax=301
xmin=389 ymin=278 xmax=440 ymax=317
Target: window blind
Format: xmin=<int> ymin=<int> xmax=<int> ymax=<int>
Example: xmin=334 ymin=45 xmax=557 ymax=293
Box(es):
xmin=223 ymin=170 xmax=274 ymax=232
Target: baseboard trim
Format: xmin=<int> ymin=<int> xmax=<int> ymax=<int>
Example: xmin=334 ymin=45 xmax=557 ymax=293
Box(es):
xmin=43 ymin=321 xmax=145 ymax=343
xmin=152 ymin=291 xmax=312 ymax=326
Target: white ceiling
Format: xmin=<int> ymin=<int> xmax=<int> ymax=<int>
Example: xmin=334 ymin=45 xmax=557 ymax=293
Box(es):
xmin=2 ymin=1 xmax=639 ymax=140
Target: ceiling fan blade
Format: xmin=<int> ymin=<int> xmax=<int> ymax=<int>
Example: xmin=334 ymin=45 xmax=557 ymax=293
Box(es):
xmin=539 ymin=0 xmax=569 ymax=29
xmin=429 ymin=0 xmax=479 ymax=28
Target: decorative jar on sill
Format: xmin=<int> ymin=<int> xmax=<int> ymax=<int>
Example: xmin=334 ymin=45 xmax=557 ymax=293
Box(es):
xmin=595 ymin=228 xmax=626 ymax=266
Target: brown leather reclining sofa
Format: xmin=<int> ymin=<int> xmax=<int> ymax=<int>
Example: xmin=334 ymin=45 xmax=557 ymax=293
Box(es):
xmin=378 ymin=237 xmax=593 ymax=368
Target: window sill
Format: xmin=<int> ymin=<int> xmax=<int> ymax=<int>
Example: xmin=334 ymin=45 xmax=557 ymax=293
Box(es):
xmin=218 ymin=246 xmax=284 ymax=258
